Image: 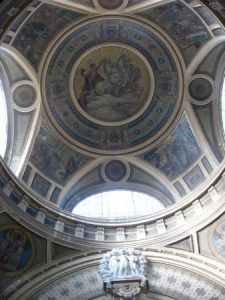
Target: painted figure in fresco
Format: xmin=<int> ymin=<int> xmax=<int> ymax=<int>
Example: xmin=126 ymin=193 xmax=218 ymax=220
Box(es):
xmin=77 ymin=53 xmax=143 ymax=122
xmin=144 ymin=116 xmax=201 ymax=180
xmin=15 ymin=7 xmax=56 ymax=66
xmin=151 ymin=2 xmax=208 ymax=51
xmin=63 ymin=156 xmax=84 ymax=180
xmin=30 ymin=127 xmax=88 ymax=185
xmin=0 ymin=230 xmax=27 ymax=272
xmin=0 ymin=231 xmax=14 ymax=257
xmin=213 ymin=224 xmax=225 ymax=257
xmin=218 ymin=232 xmax=225 ymax=252
xmin=79 ymin=61 xmax=105 ymax=108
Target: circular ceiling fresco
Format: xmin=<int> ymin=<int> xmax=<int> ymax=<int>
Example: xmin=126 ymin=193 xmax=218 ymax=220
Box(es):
xmin=71 ymin=44 xmax=152 ymax=125
xmin=43 ymin=17 xmax=183 ymax=154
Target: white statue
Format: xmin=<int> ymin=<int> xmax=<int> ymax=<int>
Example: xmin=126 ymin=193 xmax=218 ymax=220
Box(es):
xmin=99 ymin=248 xmax=147 ymax=287
xmin=127 ymin=248 xmax=139 ymax=275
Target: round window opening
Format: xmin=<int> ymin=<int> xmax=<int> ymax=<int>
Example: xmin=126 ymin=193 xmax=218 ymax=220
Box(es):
xmin=72 ymin=190 xmax=165 ymax=220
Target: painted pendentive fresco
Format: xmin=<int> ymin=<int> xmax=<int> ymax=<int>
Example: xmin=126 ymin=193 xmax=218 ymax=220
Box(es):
xmin=140 ymin=1 xmax=210 ymax=65
xmin=13 ymin=4 xmax=82 ymax=69
xmin=75 ymin=46 xmax=150 ymax=123
xmin=142 ymin=114 xmax=201 ymax=180
xmin=193 ymin=104 xmax=224 ymax=162
xmin=0 ymin=224 xmax=34 ymax=277
xmin=30 ymin=124 xmax=92 ymax=185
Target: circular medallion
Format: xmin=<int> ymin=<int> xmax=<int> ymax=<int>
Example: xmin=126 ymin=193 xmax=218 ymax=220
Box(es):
xmin=189 ymin=78 xmax=213 ymax=101
xmin=209 ymin=216 xmax=225 ymax=263
xmin=72 ymin=45 xmax=152 ymax=125
xmin=104 ymin=160 xmax=127 ymax=182
xmin=13 ymin=84 xmax=36 ymax=108
xmin=0 ymin=225 xmax=34 ymax=277
xmin=43 ymin=17 xmax=183 ymax=154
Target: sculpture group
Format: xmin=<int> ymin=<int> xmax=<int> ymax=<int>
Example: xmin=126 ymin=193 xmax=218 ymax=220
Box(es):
xmin=99 ymin=248 xmax=147 ymax=287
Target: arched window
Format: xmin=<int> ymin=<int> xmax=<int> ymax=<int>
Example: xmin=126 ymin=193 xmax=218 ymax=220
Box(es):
xmin=0 ymin=79 xmax=7 ymax=158
xmin=72 ymin=190 xmax=165 ymax=220
xmin=222 ymin=75 xmax=225 ymax=135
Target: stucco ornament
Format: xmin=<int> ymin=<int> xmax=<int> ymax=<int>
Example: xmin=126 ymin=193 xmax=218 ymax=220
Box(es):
xmin=99 ymin=248 xmax=148 ymax=299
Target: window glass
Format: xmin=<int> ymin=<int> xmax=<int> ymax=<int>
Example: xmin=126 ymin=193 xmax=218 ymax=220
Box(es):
xmin=222 ymin=75 xmax=225 ymax=134
xmin=0 ymin=80 xmax=7 ymax=158
xmin=72 ymin=190 xmax=165 ymax=220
